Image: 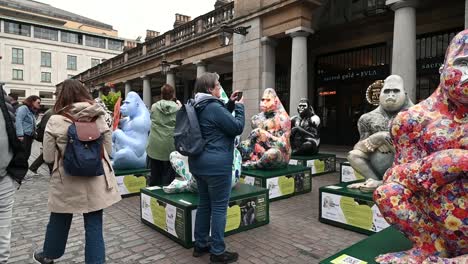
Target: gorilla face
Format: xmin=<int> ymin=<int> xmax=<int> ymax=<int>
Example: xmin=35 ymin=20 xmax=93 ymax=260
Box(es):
xmin=442 ymin=55 xmax=468 ymax=105
xmin=297 ymin=102 xmax=308 ymax=115
xmin=380 ymin=79 xmax=406 ymax=112
xmin=120 ymin=93 xmax=139 ymax=116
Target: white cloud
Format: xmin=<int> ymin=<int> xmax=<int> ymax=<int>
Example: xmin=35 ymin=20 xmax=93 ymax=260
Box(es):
xmin=37 ymin=0 xmax=216 ymax=40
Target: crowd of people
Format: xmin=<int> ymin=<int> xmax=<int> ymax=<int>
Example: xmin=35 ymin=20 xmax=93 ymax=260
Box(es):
xmin=0 ymin=72 xmax=244 ymax=264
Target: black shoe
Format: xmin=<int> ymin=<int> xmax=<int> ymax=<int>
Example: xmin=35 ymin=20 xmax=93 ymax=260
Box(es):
xmin=193 ymin=245 xmax=210 ymax=257
xmin=210 ymin=251 xmax=239 ymax=264
xmin=33 ymin=250 xmax=54 ymax=264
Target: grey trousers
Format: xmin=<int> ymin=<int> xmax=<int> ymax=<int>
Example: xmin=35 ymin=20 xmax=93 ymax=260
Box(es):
xmin=0 ymin=176 xmax=14 ymax=264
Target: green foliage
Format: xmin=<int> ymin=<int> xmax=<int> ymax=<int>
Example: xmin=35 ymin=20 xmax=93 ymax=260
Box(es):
xmin=101 ymin=91 xmax=121 ymax=111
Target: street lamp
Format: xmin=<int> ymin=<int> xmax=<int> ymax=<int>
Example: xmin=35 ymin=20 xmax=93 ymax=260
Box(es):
xmin=218 ymin=23 xmax=251 ymax=47
xmin=160 ymin=58 xmax=182 ymax=76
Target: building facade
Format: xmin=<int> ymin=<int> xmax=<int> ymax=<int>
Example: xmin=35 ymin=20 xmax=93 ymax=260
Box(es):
xmin=70 ymin=0 xmax=466 ymax=144
xmin=0 ymin=0 xmax=125 ymax=107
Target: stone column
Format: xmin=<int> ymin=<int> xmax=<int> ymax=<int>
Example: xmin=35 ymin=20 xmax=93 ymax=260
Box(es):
xmin=286 ymin=27 xmax=313 ymax=114
xmin=166 ymin=71 xmax=176 ymax=88
xmin=142 ymin=76 xmax=152 ymax=107
xmin=195 ymin=61 xmax=207 ymax=78
xmin=465 ymin=0 xmax=468 ymax=29
xmin=261 ymin=37 xmax=277 ymax=89
xmin=124 ymin=81 xmax=131 ymax=96
xmin=387 ymin=0 xmax=418 ymax=102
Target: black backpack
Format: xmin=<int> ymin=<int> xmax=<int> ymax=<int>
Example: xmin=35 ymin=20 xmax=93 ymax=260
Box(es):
xmin=61 ymin=113 xmax=105 ymax=176
xmin=174 ymin=99 xmax=209 ymax=156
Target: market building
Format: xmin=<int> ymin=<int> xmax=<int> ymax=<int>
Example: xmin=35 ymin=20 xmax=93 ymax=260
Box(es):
xmin=70 ymin=0 xmax=466 ymax=144
xmin=0 ymin=0 xmax=126 ymax=107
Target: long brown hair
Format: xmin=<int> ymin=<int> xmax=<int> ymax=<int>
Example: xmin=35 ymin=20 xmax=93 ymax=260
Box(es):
xmin=22 ymin=95 xmax=41 ymax=108
xmin=54 ymin=79 xmax=93 ymax=113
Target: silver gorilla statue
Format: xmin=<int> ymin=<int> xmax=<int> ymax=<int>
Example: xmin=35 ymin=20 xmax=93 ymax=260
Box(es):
xmin=347 ymin=75 xmax=413 ymax=188
xmin=290 ymin=98 xmax=320 ymax=156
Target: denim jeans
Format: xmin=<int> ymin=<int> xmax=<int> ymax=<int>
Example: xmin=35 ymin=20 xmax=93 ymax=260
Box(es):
xmin=0 ymin=176 xmax=15 ymax=264
xmin=43 ymin=210 xmax=105 ymax=264
xmin=193 ymin=174 xmax=232 ymax=255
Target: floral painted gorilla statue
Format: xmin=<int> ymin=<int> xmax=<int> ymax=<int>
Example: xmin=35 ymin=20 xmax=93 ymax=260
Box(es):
xmin=112 ymin=92 xmax=150 ymax=170
xmin=163 ymin=86 xmax=242 ymax=193
xmin=374 ymin=30 xmax=468 ymax=264
xmin=239 ymin=88 xmax=291 ymax=169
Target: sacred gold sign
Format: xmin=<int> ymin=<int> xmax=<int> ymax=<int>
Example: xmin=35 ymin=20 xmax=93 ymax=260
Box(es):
xmin=366 ymin=80 xmax=384 ymax=106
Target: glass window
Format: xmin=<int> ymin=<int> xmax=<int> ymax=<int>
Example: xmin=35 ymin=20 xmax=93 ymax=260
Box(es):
xmin=41 ymin=52 xmax=51 ymax=67
xmin=10 ymin=89 xmax=25 ymax=97
xmin=39 ymin=91 xmax=53 ymax=99
xmin=85 ymin=35 xmax=106 ymax=49
xmin=12 ymin=69 xmax=23 ymax=80
xmin=67 ymin=55 xmax=77 ymax=70
xmin=91 ymin=58 xmax=100 ymax=67
xmin=108 ymin=39 xmax=123 ymax=51
xmin=34 ymin=26 xmax=58 ymax=41
xmin=4 ymin=21 xmax=30 ymax=36
xmin=41 ymin=72 xmax=51 ymax=83
xmin=12 ymin=48 xmax=24 ymax=64
xmin=61 ymin=31 xmax=82 ymax=44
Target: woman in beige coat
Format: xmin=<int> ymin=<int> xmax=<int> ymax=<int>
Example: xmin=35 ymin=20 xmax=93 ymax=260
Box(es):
xmin=33 ymin=79 xmax=121 ymax=264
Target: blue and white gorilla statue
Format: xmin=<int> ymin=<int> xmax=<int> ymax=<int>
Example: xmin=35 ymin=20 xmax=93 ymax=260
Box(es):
xmin=112 ymin=92 xmax=150 ymax=170
xmin=163 ymin=86 xmax=241 ymax=193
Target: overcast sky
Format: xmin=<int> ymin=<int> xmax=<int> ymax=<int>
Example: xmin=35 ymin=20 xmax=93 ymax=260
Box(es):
xmin=38 ymin=0 xmax=217 ymax=40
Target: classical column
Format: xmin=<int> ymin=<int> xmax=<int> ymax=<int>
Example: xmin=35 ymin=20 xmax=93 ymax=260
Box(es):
xmin=166 ymin=71 xmax=176 ymax=88
xmin=387 ymin=0 xmax=418 ymax=102
xmin=261 ymin=37 xmax=277 ymax=89
xmin=124 ymin=81 xmax=132 ymax=97
xmin=286 ymin=27 xmax=313 ymax=114
xmin=195 ymin=61 xmax=207 ymax=78
xmin=142 ymin=76 xmax=152 ymax=107
xmin=465 ymin=0 xmax=468 ymax=29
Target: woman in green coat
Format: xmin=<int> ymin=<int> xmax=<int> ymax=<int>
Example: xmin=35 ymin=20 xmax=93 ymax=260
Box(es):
xmin=146 ymin=84 xmax=181 ymax=186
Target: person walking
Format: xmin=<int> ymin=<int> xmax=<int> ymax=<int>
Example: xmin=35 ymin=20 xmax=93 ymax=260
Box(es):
xmin=15 ymin=95 xmax=41 ymax=162
xmin=0 ymin=86 xmax=28 ymax=263
xmin=189 ymin=73 xmax=244 ymax=264
xmin=33 ymin=79 xmax=121 ymax=264
xmin=28 ymin=108 xmax=54 ymax=174
xmin=146 ymin=84 xmax=181 ymax=186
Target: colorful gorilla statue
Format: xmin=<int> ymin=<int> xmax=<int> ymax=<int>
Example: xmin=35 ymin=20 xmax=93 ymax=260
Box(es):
xmin=239 ymin=88 xmax=291 ymax=169
xmin=290 ymin=98 xmax=321 ymax=156
xmin=164 ymin=86 xmax=241 ymax=193
xmin=111 ymin=92 xmax=150 ymax=170
xmin=374 ymin=30 xmax=468 ymax=264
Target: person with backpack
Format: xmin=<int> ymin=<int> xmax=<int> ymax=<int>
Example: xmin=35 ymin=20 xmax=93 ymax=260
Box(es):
xmin=146 ymin=84 xmax=181 ymax=186
xmin=33 ymin=79 xmax=121 ymax=264
xmin=188 ymin=73 xmax=244 ymax=264
xmin=0 ymin=86 xmax=28 ymax=263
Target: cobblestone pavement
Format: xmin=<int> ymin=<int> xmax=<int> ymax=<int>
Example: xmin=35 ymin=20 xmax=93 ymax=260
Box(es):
xmin=9 ymin=142 xmax=366 ymax=264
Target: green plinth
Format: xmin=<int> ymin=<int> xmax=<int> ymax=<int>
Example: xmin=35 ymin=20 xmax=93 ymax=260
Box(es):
xmin=140 ymin=183 xmax=269 ymax=248
xmin=340 ymin=162 xmax=365 ymax=184
xmin=290 ymin=153 xmax=336 ymax=176
xmin=114 ymin=168 xmax=149 ymax=196
xmin=319 ymin=183 xmax=390 ymax=235
xmin=320 ymin=227 xmax=412 ymax=264
xmin=241 ymin=165 xmax=311 ymax=201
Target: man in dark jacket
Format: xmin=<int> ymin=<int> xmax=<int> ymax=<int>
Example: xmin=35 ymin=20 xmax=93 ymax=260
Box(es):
xmin=29 ymin=108 xmax=54 ymax=174
xmin=0 ymin=85 xmax=28 ymax=263
xmin=189 ymin=73 xmax=244 ymax=264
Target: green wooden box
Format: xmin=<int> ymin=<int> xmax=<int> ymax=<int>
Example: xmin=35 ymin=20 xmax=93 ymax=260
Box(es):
xmin=289 ymin=153 xmax=336 ymax=176
xmin=320 ymin=227 xmax=412 ymax=264
xmin=240 ymin=165 xmax=311 ymax=201
xmin=114 ymin=168 xmax=149 ymax=197
xmin=140 ymin=183 xmax=269 ymax=248
xmin=319 ymin=183 xmax=390 ymax=235
xmin=340 ymin=162 xmax=365 ymax=184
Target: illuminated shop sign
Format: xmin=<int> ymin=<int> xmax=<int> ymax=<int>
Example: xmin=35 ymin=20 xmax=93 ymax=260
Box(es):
xmin=317 ymin=65 xmax=389 ymax=83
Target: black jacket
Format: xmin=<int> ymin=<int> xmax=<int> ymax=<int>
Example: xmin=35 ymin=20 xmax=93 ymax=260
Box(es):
xmin=0 ymin=86 xmax=28 ymax=184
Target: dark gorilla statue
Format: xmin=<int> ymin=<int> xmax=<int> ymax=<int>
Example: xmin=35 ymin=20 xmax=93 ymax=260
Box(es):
xmin=290 ymin=98 xmax=321 ymax=156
